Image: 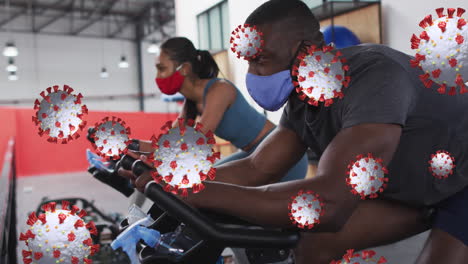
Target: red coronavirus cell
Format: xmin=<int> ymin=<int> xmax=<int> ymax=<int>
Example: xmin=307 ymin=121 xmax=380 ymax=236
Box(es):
xmin=428 ymin=150 xmax=456 ymax=179
xmin=20 ymin=201 xmax=99 ymax=264
xmin=410 ymin=8 xmax=468 ymax=95
xmin=346 ymin=153 xmax=389 ymax=199
xmin=148 ymin=118 xmax=220 ymax=197
xmin=32 ymin=85 xmax=88 ymax=144
xmin=330 ymin=249 xmax=387 ymax=264
xmin=89 ymin=116 xmax=132 ymax=160
xmin=288 ymin=190 xmax=325 ymax=229
xmin=292 ymin=45 xmax=351 ymax=107
xmin=230 ymin=24 xmax=264 ymax=60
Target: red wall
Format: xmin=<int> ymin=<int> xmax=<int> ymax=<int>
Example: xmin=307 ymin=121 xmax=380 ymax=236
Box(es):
xmin=0 ymin=108 xmax=16 ymax=164
xmin=0 ymin=107 xmax=177 ymax=177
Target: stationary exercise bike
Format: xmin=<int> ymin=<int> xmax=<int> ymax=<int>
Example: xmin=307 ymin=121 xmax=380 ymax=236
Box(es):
xmin=116 ymin=154 xmax=300 ymax=264
xmin=34 ymin=197 xmax=130 ymax=264
xmin=86 ymin=126 xmax=300 ymax=263
xmin=86 ymin=131 xmax=300 ymax=263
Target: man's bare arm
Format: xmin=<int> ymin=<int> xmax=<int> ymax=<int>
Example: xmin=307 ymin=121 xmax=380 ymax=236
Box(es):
xmin=129 ymin=125 xmax=308 ymax=189
xmin=212 ymin=125 xmax=308 ymax=186
xmin=187 ymin=123 xmax=402 ymax=232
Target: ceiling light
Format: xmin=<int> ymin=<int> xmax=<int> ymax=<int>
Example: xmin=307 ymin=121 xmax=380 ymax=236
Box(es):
xmin=6 ymin=64 xmax=17 ymax=72
xmin=3 ymin=42 xmax=18 ymax=57
xmin=8 ymin=71 xmax=18 ymax=81
xmin=118 ymin=56 xmax=129 ymax=68
xmin=100 ymin=67 xmax=109 ymax=78
xmin=6 ymin=58 xmax=17 ymax=72
xmin=147 ymin=40 xmax=160 ymax=54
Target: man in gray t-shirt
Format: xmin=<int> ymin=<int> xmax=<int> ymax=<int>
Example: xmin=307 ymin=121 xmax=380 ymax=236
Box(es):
xmin=281 ymin=43 xmax=468 ymax=207
xmin=125 ymin=1 xmax=468 ymax=263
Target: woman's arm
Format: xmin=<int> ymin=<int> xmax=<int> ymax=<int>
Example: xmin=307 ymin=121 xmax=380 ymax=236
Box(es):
xmin=130 ymin=81 xmax=235 ymax=153
xmin=172 ymin=99 xmax=189 ymax=128
xmin=129 ymin=100 xmax=187 ymax=153
xmin=196 ymin=80 xmax=236 ymax=134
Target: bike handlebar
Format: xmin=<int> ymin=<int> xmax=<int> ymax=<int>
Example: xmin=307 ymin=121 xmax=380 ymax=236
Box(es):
xmin=144 ymin=182 xmax=300 ymax=249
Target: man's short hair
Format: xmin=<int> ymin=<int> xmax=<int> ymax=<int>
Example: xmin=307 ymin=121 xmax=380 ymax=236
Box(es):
xmin=245 ymin=0 xmax=323 ymax=44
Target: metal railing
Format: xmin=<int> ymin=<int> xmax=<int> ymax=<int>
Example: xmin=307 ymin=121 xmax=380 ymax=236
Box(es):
xmin=0 ymin=137 xmax=17 ymax=264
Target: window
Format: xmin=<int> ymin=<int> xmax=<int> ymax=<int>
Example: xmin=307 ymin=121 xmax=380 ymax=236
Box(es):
xmin=197 ymin=14 xmax=210 ymax=50
xmin=304 ymin=0 xmax=380 ymax=9
xmin=302 ymin=0 xmax=324 ymax=9
xmin=197 ymin=1 xmax=229 ymax=51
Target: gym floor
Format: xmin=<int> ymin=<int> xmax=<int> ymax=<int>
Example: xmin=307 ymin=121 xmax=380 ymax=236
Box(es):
xmin=16 ymin=172 xmax=430 ymax=263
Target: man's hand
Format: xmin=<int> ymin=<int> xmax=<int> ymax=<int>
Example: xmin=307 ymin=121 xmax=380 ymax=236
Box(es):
xmin=134 ymin=170 xmax=154 ymax=193
xmin=86 ymin=127 xmax=97 ymax=144
xmin=117 ymin=151 xmax=155 ymax=192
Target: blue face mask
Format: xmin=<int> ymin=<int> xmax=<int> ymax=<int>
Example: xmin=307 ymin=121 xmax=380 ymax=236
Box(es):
xmin=246 ymin=70 xmax=294 ymax=111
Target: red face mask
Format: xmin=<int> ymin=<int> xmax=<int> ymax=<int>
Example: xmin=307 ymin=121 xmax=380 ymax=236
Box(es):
xmin=156 ymin=66 xmax=185 ymax=95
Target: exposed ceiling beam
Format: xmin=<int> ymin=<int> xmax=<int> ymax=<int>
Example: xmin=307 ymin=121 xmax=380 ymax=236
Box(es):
xmin=107 ymin=16 xmax=134 ymax=38
xmin=36 ymin=0 xmax=63 ymax=15
xmin=0 ymin=27 xmax=134 ymax=41
xmin=0 ymin=0 xmax=174 ymax=40
xmin=143 ymin=18 xmax=173 ymax=40
xmin=0 ymin=0 xmax=136 ymax=17
xmin=108 ymin=2 xmax=153 ymax=38
xmin=0 ymin=11 xmax=127 ymax=23
xmin=142 ymin=2 xmax=175 ymax=40
xmin=71 ymin=0 xmax=118 ymax=35
xmin=33 ymin=0 xmax=75 ymax=32
xmin=0 ymin=9 xmax=28 ymax=28
xmin=82 ymin=0 xmax=101 ymax=19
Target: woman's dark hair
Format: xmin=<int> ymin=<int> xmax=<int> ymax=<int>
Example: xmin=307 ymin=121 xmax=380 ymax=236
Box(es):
xmin=161 ymin=37 xmax=220 ymax=121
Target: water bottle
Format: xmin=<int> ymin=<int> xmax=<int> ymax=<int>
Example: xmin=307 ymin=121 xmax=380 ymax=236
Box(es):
xmin=154 ymin=225 xmax=229 ymax=264
xmin=216 ymin=256 xmax=225 ymax=264
xmin=112 ymin=217 xmax=185 ymax=264
xmin=152 ymin=231 xmax=186 ymax=256
xmin=152 ymin=225 xmax=194 ymax=257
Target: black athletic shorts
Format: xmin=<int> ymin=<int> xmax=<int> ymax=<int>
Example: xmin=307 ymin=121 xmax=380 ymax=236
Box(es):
xmin=432 ymin=186 xmax=468 ymax=245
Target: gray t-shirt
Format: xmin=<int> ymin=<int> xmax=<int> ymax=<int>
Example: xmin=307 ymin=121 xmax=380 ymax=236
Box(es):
xmin=281 ymin=44 xmax=468 ymax=207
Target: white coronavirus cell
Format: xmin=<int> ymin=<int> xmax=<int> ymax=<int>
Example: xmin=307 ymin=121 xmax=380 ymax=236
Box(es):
xmin=288 ymin=190 xmax=324 ymax=229
xmin=149 ymin=118 xmax=220 ymax=197
xmin=89 ymin=116 xmax=131 ymax=160
xmin=20 ymin=201 xmax=99 ymax=264
xmin=292 ymin=45 xmax=351 ymax=107
xmin=346 ymin=153 xmax=389 ymax=199
xmin=410 ymin=7 xmax=468 ymax=95
xmin=32 ymin=85 xmax=88 ymax=144
xmin=330 ymin=249 xmax=387 ymax=264
xmin=428 ymin=150 xmax=456 ymax=179
xmin=230 ymin=24 xmax=264 ymax=60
